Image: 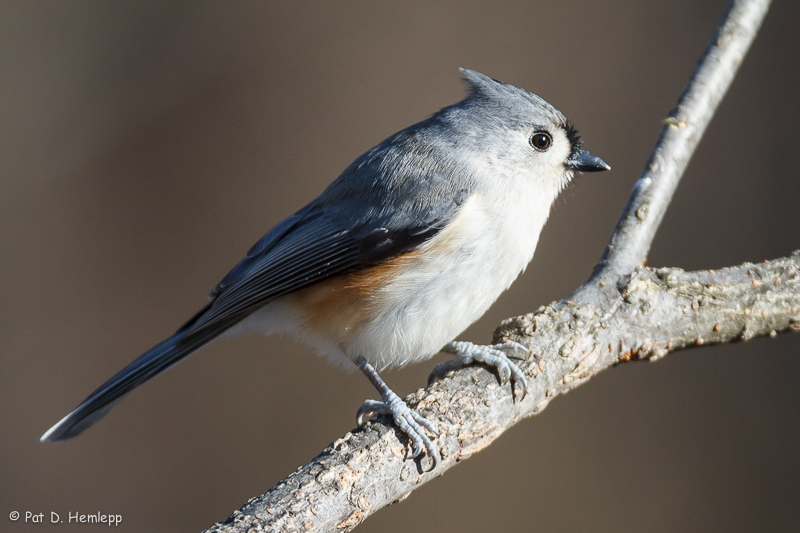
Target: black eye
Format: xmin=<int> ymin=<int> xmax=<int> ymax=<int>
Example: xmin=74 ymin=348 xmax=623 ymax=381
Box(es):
xmin=530 ymin=132 xmax=552 ymax=151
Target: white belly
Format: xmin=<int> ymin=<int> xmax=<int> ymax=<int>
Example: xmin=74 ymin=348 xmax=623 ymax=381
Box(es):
xmin=349 ymin=191 xmax=546 ymax=368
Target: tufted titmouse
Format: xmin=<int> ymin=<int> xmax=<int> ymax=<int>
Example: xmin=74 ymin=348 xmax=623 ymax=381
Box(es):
xmin=41 ymin=69 xmax=609 ymax=465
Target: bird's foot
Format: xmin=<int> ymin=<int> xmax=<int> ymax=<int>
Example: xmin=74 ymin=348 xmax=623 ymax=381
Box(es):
xmin=429 ymin=341 xmax=530 ymax=400
xmin=356 ymin=358 xmax=440 ymax=469
xmin=357 ymin=390 xmax=440 ymax=469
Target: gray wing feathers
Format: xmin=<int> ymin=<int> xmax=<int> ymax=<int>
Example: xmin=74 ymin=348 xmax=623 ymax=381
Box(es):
xmin=189 ymin=214 xmax=359 ymax=331
xmin=188 ymin=124 xmax=472 ymax=333
xmin=209 ymin=210 xmax=309 ymax=297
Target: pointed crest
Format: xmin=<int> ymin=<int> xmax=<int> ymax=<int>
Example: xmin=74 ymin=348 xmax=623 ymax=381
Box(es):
xmin=457 ymin=67 xmax=558 ymax=116
xmin=459 ymin=67 xmax=502 ymax=94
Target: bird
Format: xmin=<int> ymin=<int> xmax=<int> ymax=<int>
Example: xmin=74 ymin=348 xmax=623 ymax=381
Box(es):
xmin=41 ymin=68 xmax=609 ymax=467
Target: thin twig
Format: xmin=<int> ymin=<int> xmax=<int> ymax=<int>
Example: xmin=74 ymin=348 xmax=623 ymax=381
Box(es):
xmin=593 ymin=0 xmax=771 ymax=281
xmin=202 ymin=1 xmax=777 ymax=531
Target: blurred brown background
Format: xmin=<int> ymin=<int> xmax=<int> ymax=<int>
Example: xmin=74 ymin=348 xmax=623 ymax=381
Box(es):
xmin=2 ymin=1 xmax=799 ymax=531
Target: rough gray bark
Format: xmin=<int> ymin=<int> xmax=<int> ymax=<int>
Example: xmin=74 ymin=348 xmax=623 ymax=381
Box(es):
xmin=206 ymin=255 xmax=799 ymax=533
xmin=203 ymin=1 xmax=783 ymax=531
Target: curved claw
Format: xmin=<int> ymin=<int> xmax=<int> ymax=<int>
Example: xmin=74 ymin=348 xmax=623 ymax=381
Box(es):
xmin=507 ymin=360 xmax=529 ymax=400
xmin=356 ymin=399 xmax=385 ymax=426
xmin=496 ymin=360 xmax=512 ymax=384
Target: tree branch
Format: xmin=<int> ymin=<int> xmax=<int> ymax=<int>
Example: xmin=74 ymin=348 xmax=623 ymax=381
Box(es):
xmin=206 ymin=255 xmax=799 ymax=533
xmin=593 ymin=0 xmax=771 ymax=281
xmin=202 ymin=0 xmax=781 ymax=531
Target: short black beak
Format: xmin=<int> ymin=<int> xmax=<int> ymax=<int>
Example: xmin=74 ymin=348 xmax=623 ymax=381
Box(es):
xmin=566 ymin=148 xmax=611 ymax=173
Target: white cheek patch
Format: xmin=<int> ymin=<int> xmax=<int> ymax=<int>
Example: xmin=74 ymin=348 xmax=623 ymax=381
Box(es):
xmin=554 ymin=134 xmax=573 ymax=167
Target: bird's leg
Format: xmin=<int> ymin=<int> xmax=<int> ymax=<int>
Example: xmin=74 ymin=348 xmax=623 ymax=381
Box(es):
xmin=355 ymin=357 xmax=439 ymax=468
xmin=429 ymin=341 xmax=530 ymax=399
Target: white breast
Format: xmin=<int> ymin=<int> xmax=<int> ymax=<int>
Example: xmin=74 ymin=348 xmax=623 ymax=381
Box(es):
xmin=345 ymin=170 xmax=555 ymax=369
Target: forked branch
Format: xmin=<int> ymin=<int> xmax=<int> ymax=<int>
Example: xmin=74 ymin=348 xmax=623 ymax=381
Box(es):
xmin=203 ymin=1 xmax=781 ymax=531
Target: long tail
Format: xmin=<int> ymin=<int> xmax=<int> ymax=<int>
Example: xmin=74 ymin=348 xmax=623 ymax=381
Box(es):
xmin=40 ymin=319 xmax=235 ymax=443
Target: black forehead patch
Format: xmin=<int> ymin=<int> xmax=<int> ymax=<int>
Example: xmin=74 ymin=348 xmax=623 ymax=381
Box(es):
xmin=562 ymin=120 xmax=584 ymax=162
xmin=563 ymin=121 xmax=582 ymax=149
